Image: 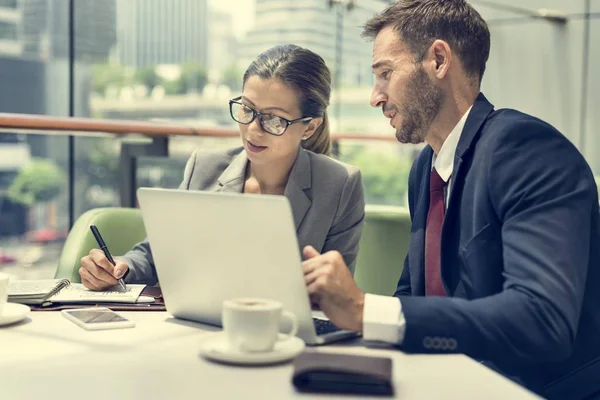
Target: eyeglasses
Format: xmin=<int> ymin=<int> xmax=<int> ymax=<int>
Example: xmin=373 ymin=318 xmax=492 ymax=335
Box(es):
xmin=229 ymin=96 xmax=313 ymax=136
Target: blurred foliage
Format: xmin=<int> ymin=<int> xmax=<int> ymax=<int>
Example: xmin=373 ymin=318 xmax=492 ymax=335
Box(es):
xmin=162 ymin=77 xmax=186 ymax=96
xmin=338 ymin=144 xmax=411 ymax=206
xmin=91 ymin=62 xmax=209 ymax=96
xmin=137 ymin=157 xmax=187 ymax=189
xmin=222 ymin=64 xmax=243 ymax=91
xmin=178 ymin=62 xmax=209 ymax=93
xmin=134 ymin=66 xmax=160 ymax=89
xmin=85 ymin=140 xmax=120 ymax=187
xmin=8 ymin=159 xmax=66 ymax=205
xmin=91 ymin=62 xmax=129 ymax=94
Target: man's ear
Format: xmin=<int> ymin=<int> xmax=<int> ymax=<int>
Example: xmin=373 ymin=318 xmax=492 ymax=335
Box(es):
xmin=426 ymin=39 xmax=451 ymax=80
xmin=301 ymin=117 xmax=323 ymax=140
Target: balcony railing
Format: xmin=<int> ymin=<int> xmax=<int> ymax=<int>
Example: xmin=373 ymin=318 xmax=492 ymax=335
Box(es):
xmin=0 ymin=112 xmax=399 ymax=225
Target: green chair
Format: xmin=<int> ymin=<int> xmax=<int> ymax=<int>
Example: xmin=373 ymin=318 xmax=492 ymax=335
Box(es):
xmin=354 ymin=205 xmax=411 ymax=296
xmin=54 ymin=208 xmax=146 ymax=283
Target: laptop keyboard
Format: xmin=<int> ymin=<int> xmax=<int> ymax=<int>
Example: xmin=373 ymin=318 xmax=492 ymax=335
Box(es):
xmin=313 ymin=318 xmax=341 ymax=335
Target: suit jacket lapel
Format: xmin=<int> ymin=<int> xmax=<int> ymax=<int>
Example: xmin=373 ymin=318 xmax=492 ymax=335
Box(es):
xmin=284 ymin=148 xmax=312 ymax=231
xmin=410 ymin=147 xmax=433 ymax=296
xmin=445 ymin=93 xmax=495 ymax=214
xmin=441 ymin=92 xmax=495 ymax=292
xmin=215 ymin=147 xmax=312 ymax=231
xmin=216 ymin=151 xmax=247 ymax=193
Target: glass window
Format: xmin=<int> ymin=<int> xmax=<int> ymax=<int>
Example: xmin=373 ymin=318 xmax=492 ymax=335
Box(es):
xmin=0 ymin=1 xmax=69 ymax=279
xmin=78 ymin=0 xmax=409 ymax=217
xmin=7 ymin=0 xmax=596 ymax=284
xmin=0 ymin=21 xmax=16 ymax=40
xmin=0 ymin=0 xmax=17 ymax=9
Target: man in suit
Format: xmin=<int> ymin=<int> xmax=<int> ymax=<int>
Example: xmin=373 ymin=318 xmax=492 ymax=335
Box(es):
xmin=302 ymin=1 xmax=600 ymax=398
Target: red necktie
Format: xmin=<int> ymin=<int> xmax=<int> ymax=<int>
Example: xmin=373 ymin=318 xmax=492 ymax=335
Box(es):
xmin=425 ymin=167 xmax=447 ymax=296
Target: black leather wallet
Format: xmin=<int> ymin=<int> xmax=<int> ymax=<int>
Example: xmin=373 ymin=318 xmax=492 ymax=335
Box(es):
xmin=292 ymin=351 xmax=394 ymax=396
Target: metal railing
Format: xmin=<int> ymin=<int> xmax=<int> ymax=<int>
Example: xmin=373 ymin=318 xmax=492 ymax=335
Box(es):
xmin=0 ymin=112 xmax=398 ymax=220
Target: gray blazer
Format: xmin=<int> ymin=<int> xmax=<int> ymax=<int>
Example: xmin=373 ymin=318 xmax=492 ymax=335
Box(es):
xmin=121 ymin=146 xmax=365 ymax=285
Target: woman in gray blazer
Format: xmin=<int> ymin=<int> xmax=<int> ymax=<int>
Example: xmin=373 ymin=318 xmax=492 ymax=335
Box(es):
xmin=79 ymin=44 xmax=365 ymax=289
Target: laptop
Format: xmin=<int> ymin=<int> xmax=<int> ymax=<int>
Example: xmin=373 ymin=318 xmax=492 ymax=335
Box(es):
xmin=136 ymin=187 xmax=360 ymax=345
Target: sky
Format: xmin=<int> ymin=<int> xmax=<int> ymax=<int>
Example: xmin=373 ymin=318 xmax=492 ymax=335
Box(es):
xmin=209 ymin=0 xmax=256 ymax=39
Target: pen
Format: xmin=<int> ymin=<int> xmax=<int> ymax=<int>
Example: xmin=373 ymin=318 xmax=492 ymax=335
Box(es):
xmin=89 ymin=224 xmax=128 ymax=290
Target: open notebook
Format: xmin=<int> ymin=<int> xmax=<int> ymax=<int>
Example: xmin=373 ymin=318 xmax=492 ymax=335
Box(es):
xmin=8 ymin=279 xmax=146 ymax=306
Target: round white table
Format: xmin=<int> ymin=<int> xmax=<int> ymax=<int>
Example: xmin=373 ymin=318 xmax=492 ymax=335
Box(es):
xmin=0 ymin=311 xmax=540 ymax=399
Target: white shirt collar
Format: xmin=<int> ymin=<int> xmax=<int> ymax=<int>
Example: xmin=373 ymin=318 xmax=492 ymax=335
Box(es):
xmin=433 ymin=106 xmax=472 ymax=182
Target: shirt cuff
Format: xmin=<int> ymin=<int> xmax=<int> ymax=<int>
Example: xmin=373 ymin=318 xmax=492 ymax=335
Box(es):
xmin=362 ymin=293 xmax=406 ymax=344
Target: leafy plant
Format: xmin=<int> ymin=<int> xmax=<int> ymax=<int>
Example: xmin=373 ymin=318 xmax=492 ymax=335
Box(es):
xmin=222 ymin=64 xmax=243 ymax=91
xmin=337 ymin=144 xmax=411 ymax=206
xmin=179 ymin=62 xmax=208 ymax=93
xmin=91 ymin=63 xmax=128 ymax=94
xmin=134 ymin=66 xmax=160 ymax=89
xmin=7 ymin=159 xmax=66 ymax=205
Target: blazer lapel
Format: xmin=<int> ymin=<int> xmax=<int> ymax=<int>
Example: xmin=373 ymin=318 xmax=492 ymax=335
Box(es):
xmin=441 ymin=92 xmax=495 ymax=292
xmin=284 ymin=148 xmax=312 ymax=231
xmin=216 ymin=151 xmax=248 ymax=193
xmin=409 ymin=147 xmax=433 ymax=296
xmin=446 ymin=92 xmax=495 ymax=206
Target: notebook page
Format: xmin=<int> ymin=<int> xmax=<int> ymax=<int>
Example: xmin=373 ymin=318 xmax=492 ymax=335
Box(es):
xmin=8 ymin=279 xmax=65 ymax=296
xmin=50 ymin=283 xmax=146 ymax=303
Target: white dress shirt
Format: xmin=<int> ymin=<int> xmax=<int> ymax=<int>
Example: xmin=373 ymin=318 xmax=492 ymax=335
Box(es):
xmin=362 ymin=106 xmax=472 ymax=344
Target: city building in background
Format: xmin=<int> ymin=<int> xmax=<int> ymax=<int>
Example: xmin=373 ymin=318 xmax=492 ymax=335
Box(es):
xmin=20 ymin=0 xmax=116 ymax=62
xmin=0 ymin=0 xmax=116 ymax=241
xmin=240 ymin=0 xmax=381 ymax=87
xmin=116 ymin=0 xmax=208 ymax=68
xmin=207 ymin=9 xmax=237 ymax=83
xmin=0 ymin=0 xmax=21 ymax=56
xmin=1 ymin=0 xmax=599 ymax=281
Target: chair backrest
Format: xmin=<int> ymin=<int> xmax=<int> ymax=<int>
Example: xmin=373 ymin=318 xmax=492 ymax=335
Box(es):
xmin=54 ymin=207 xmax=146 ymax=283
xmin=354 ymin=205 xmax=411 ymax=296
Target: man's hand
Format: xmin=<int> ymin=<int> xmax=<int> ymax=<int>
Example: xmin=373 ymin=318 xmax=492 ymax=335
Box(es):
xmin=79 ymin=249 xmax=129 ymax=291
xmin=302 ymin=245 xmax=365 ymax=332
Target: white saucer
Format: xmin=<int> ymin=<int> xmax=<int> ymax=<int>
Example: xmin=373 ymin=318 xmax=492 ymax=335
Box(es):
xmin=0 ymin=303 xmax=30 ymax=327
xmin=199 ymin=332 xmax=305 ymax=366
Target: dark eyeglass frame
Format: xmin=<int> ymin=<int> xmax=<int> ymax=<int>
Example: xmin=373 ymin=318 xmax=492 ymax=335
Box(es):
xmin=229 ymin=96 xmax=313 ymax=136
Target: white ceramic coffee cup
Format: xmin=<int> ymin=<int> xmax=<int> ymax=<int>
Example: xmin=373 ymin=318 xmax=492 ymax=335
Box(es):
xmin=222 ymin=298 xmax=298 ymax=353
xmin=0 ymin=272 xmax=10 ymax=315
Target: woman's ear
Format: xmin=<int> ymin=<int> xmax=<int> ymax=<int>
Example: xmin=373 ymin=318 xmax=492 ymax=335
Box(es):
xmin=302 ymin=117 xmax=323 ymax=140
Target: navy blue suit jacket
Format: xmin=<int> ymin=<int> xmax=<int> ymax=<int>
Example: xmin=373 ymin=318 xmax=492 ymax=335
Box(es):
xmin=396 ymin=93 xmax=600 ymax=399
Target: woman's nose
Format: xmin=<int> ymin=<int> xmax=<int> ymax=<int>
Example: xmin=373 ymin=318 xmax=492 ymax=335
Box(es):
xmin=249 ymin=116 xmax=264 ymax=135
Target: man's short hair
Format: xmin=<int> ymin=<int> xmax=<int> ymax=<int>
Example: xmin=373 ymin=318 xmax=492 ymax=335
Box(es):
xmin=362 ymin=0 xmax=491 ymax=83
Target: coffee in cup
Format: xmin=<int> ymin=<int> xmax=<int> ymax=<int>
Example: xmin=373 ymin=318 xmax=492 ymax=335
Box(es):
xmin=222 ymin=297 xmax=298 ymax=353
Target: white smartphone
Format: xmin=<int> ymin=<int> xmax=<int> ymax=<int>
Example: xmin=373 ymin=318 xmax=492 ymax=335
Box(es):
xmin=61 ymin=307 xmax=135 ymax=330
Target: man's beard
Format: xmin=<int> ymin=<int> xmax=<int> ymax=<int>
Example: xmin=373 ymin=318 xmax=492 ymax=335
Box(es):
xmin=395 ymin=66 xmax=445 ymax=144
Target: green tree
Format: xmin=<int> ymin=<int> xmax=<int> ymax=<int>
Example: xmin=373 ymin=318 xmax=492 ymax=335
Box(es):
xmin=7 ymin=159 xmax=66 ymax=206
xmin=134 ymin=66 xmax=160 ymax=89
xmin=86 ymin=141 xmax=119 ymax=187
xmin=162 ymin=78 xmax=186 ymax=95
xmin=222 ymin=65 xmax=243 ymax=91
xmin=91 ymin=63 xmax=127 ymax=94
xmin=338 ymin=145 xmax=411 ymax=206
xmin=179 ymin=62 xmax=208 ymax=94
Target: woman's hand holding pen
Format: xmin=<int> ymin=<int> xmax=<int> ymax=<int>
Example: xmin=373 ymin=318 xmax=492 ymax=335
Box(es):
xmin=79 ymin=249 xmax=129 ymax=291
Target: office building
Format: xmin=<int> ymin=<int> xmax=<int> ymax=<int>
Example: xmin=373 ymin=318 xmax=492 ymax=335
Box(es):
xmin=239 ymin=0 xmax=382 ymax=87
xmin=207 ymin=8 xmax=237 ymax=80
xmin=19 ymin=0 xmax=116 ymax=62
xmin=0 ymin=0 xmax=21 ymax=56
xmin=116 ymin=0 xmax=208 ymax=68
